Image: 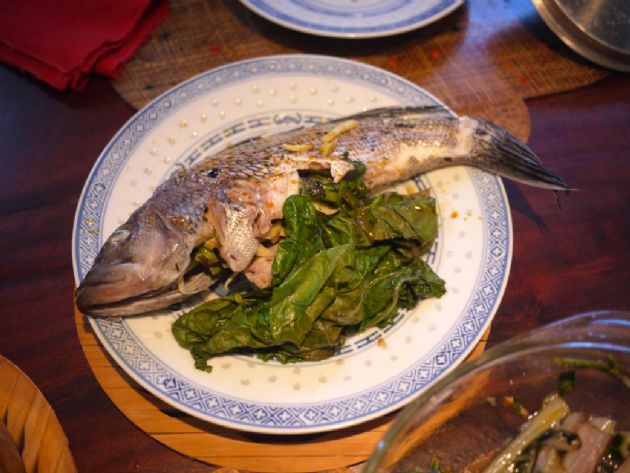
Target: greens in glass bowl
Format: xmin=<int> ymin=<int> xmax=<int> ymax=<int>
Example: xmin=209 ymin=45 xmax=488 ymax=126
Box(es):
xmin=364 ymin=311 xmax=630 ymax=473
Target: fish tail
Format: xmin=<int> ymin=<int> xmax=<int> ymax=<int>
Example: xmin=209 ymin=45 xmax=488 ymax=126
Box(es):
xmin=468 ymin=118 xmax=572 ymax=191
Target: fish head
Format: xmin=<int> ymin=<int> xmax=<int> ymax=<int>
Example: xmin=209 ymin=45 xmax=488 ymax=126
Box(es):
xmin=75 ymin=208 xmax=192 ymax=314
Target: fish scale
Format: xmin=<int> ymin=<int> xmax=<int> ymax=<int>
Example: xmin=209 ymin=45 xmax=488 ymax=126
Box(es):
xmin=75 ymin=106 xmax=569 ymax=317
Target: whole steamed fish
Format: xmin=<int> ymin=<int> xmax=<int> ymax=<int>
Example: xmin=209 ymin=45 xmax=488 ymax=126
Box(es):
xmin=76 ymin=106 xmax=568 ymax=317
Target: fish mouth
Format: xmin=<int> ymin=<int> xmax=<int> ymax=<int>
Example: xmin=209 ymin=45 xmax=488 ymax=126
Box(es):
xmin=76 ymin=284 xmax=189 ymax=317
xmin=75 ymin=263 xmax=142 ymax=307
xmin=76 ymin=266 xmax=219 ymax=317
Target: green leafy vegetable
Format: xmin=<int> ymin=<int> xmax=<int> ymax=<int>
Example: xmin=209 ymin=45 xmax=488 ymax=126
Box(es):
xmin=192 ymin=246 xmax=223 ymax=275
xmin=173 ymin=162 xmax=445 ymax=370
xmin=401 ymin=456 xmax=446 ymax=473
xmin=429 ymin=456 xmax=446 ymax=473
xmin=554 ymin=355 xmax=630 ymax=389
xmin=597 ymin=432 xmax=630 ymax=472
xmin=482 ymin=394 xmax=570 ymax=473
xmin=271 ymin=195 xmax=325 ymax=285
xmin=558 ymin=370 xmax=576 ymax=395
xmin=503 ymin=395 xmax=530 ymax=418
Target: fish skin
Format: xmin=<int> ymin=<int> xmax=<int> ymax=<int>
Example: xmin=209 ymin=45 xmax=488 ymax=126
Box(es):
xmin=75 ymin=106 xmax=569 ymax=317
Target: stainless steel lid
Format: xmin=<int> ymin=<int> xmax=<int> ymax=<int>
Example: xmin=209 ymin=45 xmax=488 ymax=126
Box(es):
xmin=532 ymin=0 xmax=630 ymax=72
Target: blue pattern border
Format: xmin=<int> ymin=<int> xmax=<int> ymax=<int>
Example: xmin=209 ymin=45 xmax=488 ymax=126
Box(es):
xmin=241 ymin=0 xmax=461 ymax=37
xmin=72 ymin=55 xmax=512 ymax=434
xmin=292 ymin=0 xmax=410 ymax=18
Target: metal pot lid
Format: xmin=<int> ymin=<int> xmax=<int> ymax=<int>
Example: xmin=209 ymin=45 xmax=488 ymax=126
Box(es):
xmin=532 ymin=0 xmax=630 ymax=72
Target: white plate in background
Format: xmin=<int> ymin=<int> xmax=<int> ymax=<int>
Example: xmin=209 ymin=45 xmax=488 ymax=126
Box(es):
xmin=239 ymin=0 xmax=464 ymax=38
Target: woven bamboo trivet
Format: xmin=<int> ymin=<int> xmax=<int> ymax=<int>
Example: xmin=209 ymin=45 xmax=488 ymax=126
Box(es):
xmin=0 ymin=355 xmax=78 ymax=473
xmin=112 ymin=0 xmax=607 ymax=142
xmin=74 ymin=306 xmax=489 ymax=472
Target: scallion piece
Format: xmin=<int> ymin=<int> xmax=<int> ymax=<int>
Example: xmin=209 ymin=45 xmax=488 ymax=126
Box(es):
xmin=482 ymin=394 xmax=570 ymax=473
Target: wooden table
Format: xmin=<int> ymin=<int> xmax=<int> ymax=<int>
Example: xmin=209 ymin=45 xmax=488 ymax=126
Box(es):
xmin=1 ymin=4 xmax=629 ymax=472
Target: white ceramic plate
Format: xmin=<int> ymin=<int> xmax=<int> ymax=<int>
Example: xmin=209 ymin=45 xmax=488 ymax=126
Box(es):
xmin=239 ymin=0 xmax=464 ymax=39
xmin=72 ymin=55 xmax=512 ymax=434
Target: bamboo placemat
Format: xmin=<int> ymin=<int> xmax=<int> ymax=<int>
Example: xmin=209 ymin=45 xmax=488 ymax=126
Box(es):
xmin=74 ymin=306 xmax=489 ymax=472
xmin=111 ymin=0 xmax=607 ymax=142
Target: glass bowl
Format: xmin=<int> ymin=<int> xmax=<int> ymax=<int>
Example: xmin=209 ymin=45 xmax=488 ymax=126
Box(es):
xmin=364 ymin=310 xmax=630 ymax=473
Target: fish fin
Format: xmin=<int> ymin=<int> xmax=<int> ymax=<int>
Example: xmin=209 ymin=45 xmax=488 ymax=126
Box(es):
xmin=278 ymin=125 xmax=304 ymax=134
xmin=234 ymin=135 xmax=263 ymax=146
xmin=334 ymin=105 xmax=452 ymax=122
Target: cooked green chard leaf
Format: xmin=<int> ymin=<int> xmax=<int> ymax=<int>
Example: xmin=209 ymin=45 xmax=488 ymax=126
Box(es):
xmin=615 ymin=432 xmax=630 ymax=460
xmin=301 ymin=175 xmax=340 ymax=204
xmin=301 ymin=159 xmax=368 ymax=210
xmin=596 ymin=431 xmax=630 ymax=473
xmin=400 ymin=456 xmax=446 ymax=473
xmin=504 ymin=428 xmax=581 ymax=473
xmin=271 ymin=195 xmax=325 ymax=285
xmin=268 ymin=244 xmax=354 ymax=346
xmin=173 ymin=245 xmax=352 ymax=357
xmin=558 ymin=370 xmax=576 ymax=395
xmin=322 ymin=212 xmax=372 ymax=248
xmin=512 ymin=442 xmax=538 ymax=473
xmin=482 ymin=394 xmax=570 ymax=473
xmin=503 ymin=395 xmax=530 ymax=418
xmin=429 ymin=456 xmax=446 ymax=473
xmin=354 ymin=192 xmax=437 ymax=250
xmin=192 ymin=246 xmax=223 ymax=275
xmin=173 ymin=163 xmax=445 ymax=370
xmin=538 ymin=429 xmax=581 ymax=451
xmin=554 ymin=355 xmax=630 ymax=389
xmin=513 ymin=431 xmax=579 ymax=473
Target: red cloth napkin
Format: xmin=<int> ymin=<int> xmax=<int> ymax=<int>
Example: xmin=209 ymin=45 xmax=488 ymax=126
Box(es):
xmin=0 ymin=0 xmax=168 ymax=91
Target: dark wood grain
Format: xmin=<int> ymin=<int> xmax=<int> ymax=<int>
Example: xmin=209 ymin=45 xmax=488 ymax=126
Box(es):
xmin=1 ymin=33 xmax=629 ymax=473
xmin=490 ymin=74 xmax=630 ymax=343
